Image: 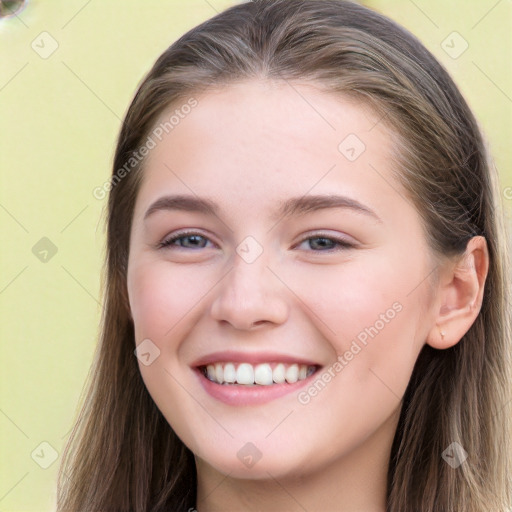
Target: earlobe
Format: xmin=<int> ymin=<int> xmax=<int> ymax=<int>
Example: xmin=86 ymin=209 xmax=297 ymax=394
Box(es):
xmin=427 ymin=236 xmax=489 ymax=350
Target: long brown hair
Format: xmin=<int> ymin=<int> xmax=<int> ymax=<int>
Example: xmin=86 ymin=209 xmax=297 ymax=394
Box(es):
xmin=56 ymin=1 xmax=512 ymax=510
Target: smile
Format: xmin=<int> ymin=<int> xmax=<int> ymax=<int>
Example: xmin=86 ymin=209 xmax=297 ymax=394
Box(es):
xmin=201 ymin=362 xmax=317 ymax=386
xmin=192 ymin=352 xmax=322 ymax=405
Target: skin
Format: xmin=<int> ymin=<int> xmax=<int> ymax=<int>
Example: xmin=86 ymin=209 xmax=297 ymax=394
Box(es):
xmin=126 ymin=79 xmax=488 ymax=512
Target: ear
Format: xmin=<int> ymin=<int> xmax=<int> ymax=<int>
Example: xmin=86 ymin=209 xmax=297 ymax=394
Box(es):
xmin=426 ymin=236 xmax=489 ymax=349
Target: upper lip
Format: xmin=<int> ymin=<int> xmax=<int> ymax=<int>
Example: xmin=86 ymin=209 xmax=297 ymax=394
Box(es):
xmin=191 ymin=350 xmax=321 ymax=368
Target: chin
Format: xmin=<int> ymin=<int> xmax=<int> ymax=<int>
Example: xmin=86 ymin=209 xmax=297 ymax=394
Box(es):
xmin=193 ymin=439 xmax=315 ymax=481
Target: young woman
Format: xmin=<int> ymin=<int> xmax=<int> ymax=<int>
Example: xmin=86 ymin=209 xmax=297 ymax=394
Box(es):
xmin=56 ymin=1 xmax=512 ymax=510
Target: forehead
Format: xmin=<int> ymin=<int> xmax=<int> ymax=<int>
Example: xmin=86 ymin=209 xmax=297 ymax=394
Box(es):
xmin=149 ymin=79 xmax=386 ymax=157
xmin=134 ymin=79 xmax=403 ymax=222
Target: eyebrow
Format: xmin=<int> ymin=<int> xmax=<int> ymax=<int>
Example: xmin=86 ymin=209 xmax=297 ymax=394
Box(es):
xmin=143 ymin=194 xmax=382 ymax=224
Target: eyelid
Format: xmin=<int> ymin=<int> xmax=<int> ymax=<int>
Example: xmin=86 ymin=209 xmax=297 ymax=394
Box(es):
xmin=298 ymin=230 xmax=355 ymax=244
xmin=158 ymin=229 xmax=217 ymax=249
xmin=158 ymin=229 xmax=356 ymax=252
xmin=294 ymin=231 xmax=356 ymax=251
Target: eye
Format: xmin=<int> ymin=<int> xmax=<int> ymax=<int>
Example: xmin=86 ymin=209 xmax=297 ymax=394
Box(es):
xmin=296 ymin=234 xmax=354 ymax=252
xmin=158 ymin=231 xmax=354 ymax=252
xmin=158 ymin=231 xmax=215 ymax=250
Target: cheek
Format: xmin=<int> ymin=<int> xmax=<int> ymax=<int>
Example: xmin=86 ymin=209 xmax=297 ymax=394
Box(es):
xmin=284 ymin=256 xmax=428 ymax=451
xmin=127 ymin=259 xmax=211 ymax=433
xmin=295 ymin=254 xmax=402 ymax=333
xmin=299 ymin=251 xmax=428 ymax=385
xmin=127 ymin=259 xmax=209 ymax=345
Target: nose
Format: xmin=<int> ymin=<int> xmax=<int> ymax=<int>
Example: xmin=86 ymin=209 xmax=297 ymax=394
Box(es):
xmin=209 ymin=255 xmax=289 ymax=330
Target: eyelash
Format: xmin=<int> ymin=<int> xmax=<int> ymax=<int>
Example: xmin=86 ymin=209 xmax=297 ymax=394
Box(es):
xmin=158 ymin=231 xmax=354 ymax=252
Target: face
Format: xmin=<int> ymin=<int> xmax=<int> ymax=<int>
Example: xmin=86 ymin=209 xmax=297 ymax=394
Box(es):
xmin=127 ymin=79 xmax=438 ymax=480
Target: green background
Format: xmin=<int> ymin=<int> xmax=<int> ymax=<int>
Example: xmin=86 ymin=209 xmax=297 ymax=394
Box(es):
xmin=0 ymin=0 xmax=510 ymax=510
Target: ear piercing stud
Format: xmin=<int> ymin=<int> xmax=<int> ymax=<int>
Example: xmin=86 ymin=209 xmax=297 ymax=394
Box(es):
xmin=439 ymin=328 xmax=446 ymax=340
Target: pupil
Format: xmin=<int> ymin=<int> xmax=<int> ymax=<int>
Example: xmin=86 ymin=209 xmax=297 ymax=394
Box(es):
xmin=185 ymin=235 xmax=204 ymax=247
xmin=312 ymin=237 xmax=331 ymax=249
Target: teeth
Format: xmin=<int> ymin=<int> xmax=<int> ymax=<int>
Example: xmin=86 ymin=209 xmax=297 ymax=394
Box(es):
xmin=215 ymin=363 xmax=224 ymax=383
xmin=202 ymin=362 xmax=316 ymax=385
xmin=224 ymin=362 xmax=236 ymax=383
xmin=285 ymin=364 xmax=299 ymax=383
xmin=273 ymin=363 xmax=286 ymax=384
xmin=254 ymin=363 xmax=273 ymax=385
xmin=236 ymin=363 xmax=254 ymax=385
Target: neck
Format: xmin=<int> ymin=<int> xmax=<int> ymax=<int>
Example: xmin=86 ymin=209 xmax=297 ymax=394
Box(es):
xmin=195 ymin=406 xmax=400 ymax=512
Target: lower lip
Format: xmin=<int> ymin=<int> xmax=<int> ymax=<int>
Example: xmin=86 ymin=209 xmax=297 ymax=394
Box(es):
xmin=194 ymin=368 xmax=320 ymax=406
